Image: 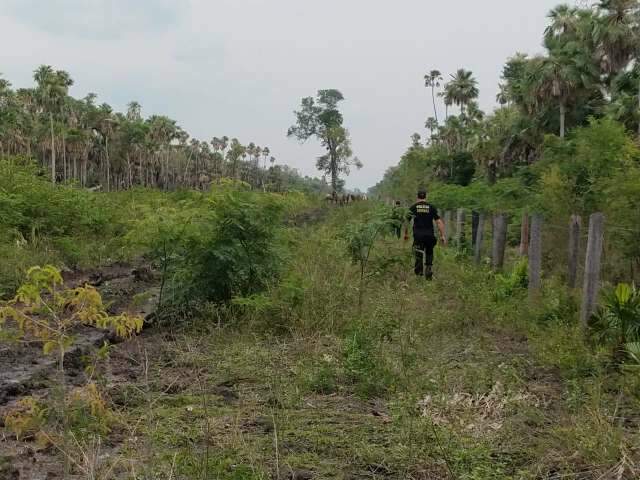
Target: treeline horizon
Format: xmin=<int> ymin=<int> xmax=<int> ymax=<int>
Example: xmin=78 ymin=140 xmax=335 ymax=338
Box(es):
xmin=0 ymin=66 xmax=330 ymax=195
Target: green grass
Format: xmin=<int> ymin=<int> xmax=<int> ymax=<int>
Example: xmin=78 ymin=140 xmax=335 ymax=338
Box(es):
xmin=3 ymin=203 xmax=638 ymax=478
xmin=88 ymin=205 xmax=639 ymax=479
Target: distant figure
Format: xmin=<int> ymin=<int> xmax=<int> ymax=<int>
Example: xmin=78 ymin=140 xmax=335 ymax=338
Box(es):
xmin=405 ymin=188 xmax=446 ymax=280
xmin=392 ymin=200 xmax=404 ymax=239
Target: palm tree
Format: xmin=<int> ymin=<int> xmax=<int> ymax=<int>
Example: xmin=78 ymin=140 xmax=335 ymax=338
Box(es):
xmin=94 ymin=103 xmax=117 ymax=191
xmin=529 ymin=54 xmax=581 ymax=138
xmin=424 ymin=117 xmax=439 ymax=143
xmin=545 ymin=4 xmax=580 ymax=42
xmin=221 ymin=135 xmax=229 ymax=177
xmin=0 ymin=75 xmax=14 ymax=156
xmin=466 ymin=101 xmax=485 ymax=124
xmin=496 ymin=84 xmax=509 ymax=106
xmin=126 ymin=101 xmax=142 ymax=121
xmin=438 ymin=91 xmax=452 ymax=120
xmin=444 ymin=69 xmax=479 ymax=117
xmin=261 ymin=147 xmax=270 ymax=189
xmin=34 ymin=66 xmax=73 ymax=182
xmin=424 ymin=69 xmax=443 ymax=124
xmin=594 ymin=0 xmax=638 ymax=76
xmin=595 ymin=0 xmax=640 ymax=137
xmin=227 ymin=138 xmax=244 ymax=179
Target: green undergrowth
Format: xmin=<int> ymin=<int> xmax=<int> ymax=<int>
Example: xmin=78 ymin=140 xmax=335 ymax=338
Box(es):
xmin=0 ymin=158 xmax=316 ymax=298
xmin=95 ymin=205 xmax=640 ymax=479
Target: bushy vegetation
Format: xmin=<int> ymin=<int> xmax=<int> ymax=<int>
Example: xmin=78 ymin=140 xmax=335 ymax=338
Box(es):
xmin=0 ymin=157 xmax=313 ymax=302
xmin=129 ymin=183 xmax=304 ymax=321
xmin=0 ymin=157 xmax=128 ymax=295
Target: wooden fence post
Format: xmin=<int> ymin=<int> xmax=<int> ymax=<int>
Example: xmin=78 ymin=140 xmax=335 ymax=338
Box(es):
xmin=580 ymin=213 xmax=605 ymax=327
xmin=474 ymin=213 xmax=485 ymax=265
xmin=471 ymin=211 xmax=480 ymax=248
xmin=492 ymin=213 xmax=508 ymax=271
xmin=568 ymin=214 xmax=581 ymax=289
xmin=528 ymin=214 xmax=543 ymax=298
xmin=444 ymin=211 xmax=452 ymax=243
xmin=456 ymin=208 xmax=466 ymax=249
xmin=519 ymin=212 xmax=530 ymax=256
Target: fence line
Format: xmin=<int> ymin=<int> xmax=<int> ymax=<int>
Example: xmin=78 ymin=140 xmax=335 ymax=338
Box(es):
xmin=440 ymin=208 xmax=623 ymax=326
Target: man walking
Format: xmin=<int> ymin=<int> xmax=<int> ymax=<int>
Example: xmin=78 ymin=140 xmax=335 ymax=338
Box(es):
xmin=405 ymin=188 xmax=446 ymax=279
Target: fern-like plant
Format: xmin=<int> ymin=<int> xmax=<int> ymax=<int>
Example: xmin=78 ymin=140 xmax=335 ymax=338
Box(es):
xmin=0 ymin=265 xmax=143 ymax=369
xmin=591 ymin=283 xmax=640 ymax=364
xmin=0 ymin=265 xmax=142 ymax=426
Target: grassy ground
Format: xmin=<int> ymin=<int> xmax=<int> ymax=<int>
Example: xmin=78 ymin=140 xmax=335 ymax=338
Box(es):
xmin=3 ymin=204 xmax=640 ymax=479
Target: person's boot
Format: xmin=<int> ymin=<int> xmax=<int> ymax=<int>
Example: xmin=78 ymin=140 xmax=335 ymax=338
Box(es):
xmin=425 ymin=265 xmax=433 ymax=281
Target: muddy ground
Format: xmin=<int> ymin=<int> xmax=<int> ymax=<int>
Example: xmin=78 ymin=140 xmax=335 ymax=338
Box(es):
xmin=0 ymin=262 xmax=160 ymax=480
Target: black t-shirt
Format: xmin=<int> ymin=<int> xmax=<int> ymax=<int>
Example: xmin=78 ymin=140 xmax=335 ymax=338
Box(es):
xmin=409 ymin=201 xmax=440 ymax=239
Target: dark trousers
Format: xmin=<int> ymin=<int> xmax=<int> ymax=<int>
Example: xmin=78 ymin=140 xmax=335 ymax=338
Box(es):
xmin=393 ymin=225 xmax=402 ymax=239
xmin=414 ymin=236 xmax=437 ymax=276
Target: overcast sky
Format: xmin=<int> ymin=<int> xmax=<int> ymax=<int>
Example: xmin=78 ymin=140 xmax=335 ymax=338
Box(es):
xmin=0 ymin=0 xmax=567 ymax=190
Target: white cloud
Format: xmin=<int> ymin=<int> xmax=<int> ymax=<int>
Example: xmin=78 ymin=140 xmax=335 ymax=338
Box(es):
xmin=5 ymin=0 xmax=180 ymax=38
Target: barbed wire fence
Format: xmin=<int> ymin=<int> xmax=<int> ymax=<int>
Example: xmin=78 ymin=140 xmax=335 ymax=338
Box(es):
xmin=442 ymin=208 xmax=639 ymax=326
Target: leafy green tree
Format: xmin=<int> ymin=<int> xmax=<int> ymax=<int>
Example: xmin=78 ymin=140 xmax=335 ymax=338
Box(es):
xmin=287 ymin=89 xmax=362 ymax=193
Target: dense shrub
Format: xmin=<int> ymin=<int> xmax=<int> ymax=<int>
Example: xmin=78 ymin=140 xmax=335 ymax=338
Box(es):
xmin=128 ymin=184 xmax=290 ymax=322
xmin=0 ymin=158 xmax=110 ymax=241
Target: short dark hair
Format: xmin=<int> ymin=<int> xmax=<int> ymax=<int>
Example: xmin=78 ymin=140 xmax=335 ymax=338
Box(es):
xmin=395 ymin=200 xmax=401 ymax=206
xmin=417 ymin=189 xmax=427 ymax=199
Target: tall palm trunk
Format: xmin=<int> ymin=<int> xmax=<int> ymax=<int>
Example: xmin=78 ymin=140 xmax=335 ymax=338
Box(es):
xmin=329 ymin=141 xmax=339 ymax=193
xmin=62 ymin=132 xmax=67 ymax=182
xmin=559 ymin=101 xmax=566 ymax=139
xmin=431 ymin=86 xmax=439 ymax=124
xmin=105 ymin=136 xmax=110 ymax=192
xmin=139 ymin=153 xmax=144 ymax=187
xmin=49 ymin=112 xmax=56 ymax=183
xmin=127 ymin=154 xmax=133 ymax=189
